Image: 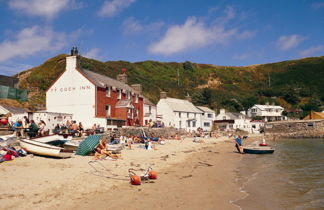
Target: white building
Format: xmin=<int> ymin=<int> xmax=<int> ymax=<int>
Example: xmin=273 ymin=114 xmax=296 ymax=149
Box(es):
xmin=196 ymin=106 xmax=215 ymax=131
xmin=247 ymin=104 xmax=284 ymax=122
xmin=143 ymin=98 xmax=157 ymax=125
xmin=31 ymin=111 xmax=73 ymax=133
xmin=157 ymin=92 xmax=203 ymax=132
xmin=215 ymin=109 xmax=264 ymax=133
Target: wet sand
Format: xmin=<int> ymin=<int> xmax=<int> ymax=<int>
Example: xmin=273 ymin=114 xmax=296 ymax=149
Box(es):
xmin=0 ymin=135 xmax=260 ymax=210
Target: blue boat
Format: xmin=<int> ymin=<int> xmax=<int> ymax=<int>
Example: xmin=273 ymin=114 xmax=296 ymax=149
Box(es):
xmin=243 ymin=146 xmax=275 ymax=154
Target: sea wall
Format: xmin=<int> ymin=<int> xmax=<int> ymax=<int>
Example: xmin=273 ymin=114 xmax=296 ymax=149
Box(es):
xmin=106 ymin=127 xmax=188 ymax=138
xmin=264 ymin=119 xmax=324 ymax=138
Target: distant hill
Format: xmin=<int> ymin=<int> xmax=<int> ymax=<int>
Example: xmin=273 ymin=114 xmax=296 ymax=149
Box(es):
xmin=14 ymin=54 xmax=324 ymax=118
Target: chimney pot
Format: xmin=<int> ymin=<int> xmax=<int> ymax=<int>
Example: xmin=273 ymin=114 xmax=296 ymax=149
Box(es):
xmin=117 ymin=74 xmax=128 ymax=84
xmin=185 ymin=94 xmax=192 ymax=102
xmin=160 ymin=91 xmax=167 ymax=99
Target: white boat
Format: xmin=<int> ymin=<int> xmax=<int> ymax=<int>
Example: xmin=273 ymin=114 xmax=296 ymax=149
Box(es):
xmin=20 ymin=139 xmax=74 ymax=158
xmin=31 ymin=134 xmax=72 ymax=143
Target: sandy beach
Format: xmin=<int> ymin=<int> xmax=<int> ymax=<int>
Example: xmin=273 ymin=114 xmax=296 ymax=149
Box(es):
xmin=0 ymin=135 xmax=261 ymax=210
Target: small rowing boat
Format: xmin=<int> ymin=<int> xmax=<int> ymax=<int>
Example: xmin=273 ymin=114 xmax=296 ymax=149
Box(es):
xmin=243 ymin=146 xmax=275 ymax=154
xmin=20 ymin=139 xmax=74 ymax=158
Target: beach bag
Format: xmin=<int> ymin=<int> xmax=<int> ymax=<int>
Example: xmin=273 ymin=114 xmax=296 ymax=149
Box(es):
xmin=18 ymin=149 xmax=27 ymax=157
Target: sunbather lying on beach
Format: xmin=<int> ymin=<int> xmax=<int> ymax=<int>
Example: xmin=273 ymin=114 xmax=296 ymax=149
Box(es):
xmin=94 ymin=139 xmax=121 ymax=160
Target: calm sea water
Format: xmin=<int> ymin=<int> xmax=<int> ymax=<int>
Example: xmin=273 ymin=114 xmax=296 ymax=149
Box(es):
xmin=235 ymin=138 xmax=324 ymax=210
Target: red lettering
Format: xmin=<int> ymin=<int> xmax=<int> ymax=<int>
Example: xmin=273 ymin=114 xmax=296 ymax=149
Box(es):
xmin=86 ymin=86 xmax=90 ymax=89
xmin=68 ymin=87 xmax=71 ymax=91
xmin=72 ymin=87 xmax=76 ymax=91
xmin=64 ymin=88 xmax=67 ymax=91
xmin=60 ymin=88 xmax=63 ymax=92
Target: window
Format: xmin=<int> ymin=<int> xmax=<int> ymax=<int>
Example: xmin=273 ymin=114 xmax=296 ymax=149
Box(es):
xmin=179 ymin=121 xmax=182 ymax=128
xmin=193 ymin=121 xmax=196 ymax=127
xmin=106 ymin=87 xmax=111 ymax=97
xmin=149 ymin=106 xmax=151 ymax=114
xmin=204 ymin=122 xmax=210 ymax=127
xmin=307 ymin=122 xmax=314 ymax=127
xmin=208 ymin=114 xmax=213 ymax=118
xmin=117 ymin=89 xmax=122 ymax=99
xmin=187 ymin=113 xmax=189 ymax=118
xmin=187 ymin=121 xmax=190 ymax=127
xmin=223 ymin=116 xmax=226 ymax=120
xmin=127 ymin=91 xmax=131 ymax=99
xmin=135 ymin=94 xmax=138 ymax=103
xmin=179 ymin=112 xmax=181 ymax=118
xmin=252 ymin=109 xmax=257 ymax=113
xmin=194 ymin=113 xmax=196 ymax=118
xmin=105 ymin=105 xmax=111 ymax=117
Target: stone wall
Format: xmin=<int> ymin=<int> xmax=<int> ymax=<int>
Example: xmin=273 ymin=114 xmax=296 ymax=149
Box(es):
xmin=264 ymin=120 xmax=324 ymax=138
xmin=106 ymin=127 xmax=188 ymax=138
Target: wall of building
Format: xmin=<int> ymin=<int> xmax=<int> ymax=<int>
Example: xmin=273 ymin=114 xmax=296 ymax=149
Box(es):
xmin=143 ymin=104 xmax=157 ymax=125
xmin=0 ymin=75 xmax=18 ymax=88
xmin=46 ymin=65 xmax=97 ymax=129
xmin=31 ymin=112 xmax=73 ymax=133
xmin=157 ymin=100 xmax=176 ymax=128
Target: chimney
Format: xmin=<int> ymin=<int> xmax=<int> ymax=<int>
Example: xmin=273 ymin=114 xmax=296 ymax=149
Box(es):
xmin=66 ymin=46 xmax=80 ymax=71
xmin=271 ymin=102 xmax=275 ymax=106
xmin=220 ymin=109 xmax=225 ymax=114
xmin=131 ymin=84 xmax=142 ymax=94
xmin=160 ymin=91 xmax=167 ymax=99
xmin=185 ymin=93 xmax=192 ymax=102
xmin=117 ymin=74 xmax=128 ymax=84
xmin=265 ymin=101 xmax=270 ymax=105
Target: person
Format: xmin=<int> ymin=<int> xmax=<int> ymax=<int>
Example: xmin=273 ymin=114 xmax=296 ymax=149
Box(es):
xmin=53 ymin=124 xmax=61 ymax=134
xmin=12 ymin=120 xmax=23 ymax=137
xmin=28 ymin=120 xmax=39 ymax=138
xmin=70 ymin=121 xmax=79 ymax=137
xmin=109 ymin=134 xmax=119 ymax=145
xmin=78 ymin=122 xmax=84 ymax=135
xmin=235 ymin=136 xmax=244 ymax=154
xmin=38 ymin=120 xmax=47 ymax=136
xmin=92 ymin=124 xmax=97 ymax=134
xmin=94 ymin=139 xmax=120 ymax=160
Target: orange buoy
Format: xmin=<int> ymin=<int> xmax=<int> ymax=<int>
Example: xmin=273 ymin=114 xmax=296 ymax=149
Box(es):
xmin=130 ymin=175 xmax=141 ymax=185
xmin=148 ymin=170 xmax=158 ymax=179
xmin=129 ymin=169 xmax=141 ymax=185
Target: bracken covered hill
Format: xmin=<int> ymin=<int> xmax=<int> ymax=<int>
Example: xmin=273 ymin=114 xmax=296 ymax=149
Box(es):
xmin=14 ymin=54 xmax=324 ymax=118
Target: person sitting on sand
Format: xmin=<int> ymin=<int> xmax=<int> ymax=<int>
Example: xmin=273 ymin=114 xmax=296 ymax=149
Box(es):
xmin=235 ymin=136 xmax=244 ymax=154
xmin=94 ymin=139 xmax=121 ymax=160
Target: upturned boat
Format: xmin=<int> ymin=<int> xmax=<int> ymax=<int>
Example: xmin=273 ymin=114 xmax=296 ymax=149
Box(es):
xmin=243 ymin=146 xmax=275 ymax=154
xmin=20 ymin=139 xmax=74 ymax=158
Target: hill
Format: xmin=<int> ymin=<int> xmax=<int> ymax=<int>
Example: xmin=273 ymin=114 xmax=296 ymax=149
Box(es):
xmin=14 ymin=55 xmax=324 ymax=118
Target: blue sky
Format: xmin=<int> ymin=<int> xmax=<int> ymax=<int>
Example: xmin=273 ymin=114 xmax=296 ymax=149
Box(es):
xmin=0 ymin=0 xmax=323 ymax=76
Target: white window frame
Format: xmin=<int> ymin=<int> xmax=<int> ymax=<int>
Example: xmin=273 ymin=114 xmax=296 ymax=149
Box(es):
xmin=105 ymin=105 xmax=111 ymax=117
xmin=106 ymin=86 xmax=111 ymax=97
xmin=135 ymin=94 xmax=138 ymax=103
xmin=117 ymin=89 xmax=122 ymax=99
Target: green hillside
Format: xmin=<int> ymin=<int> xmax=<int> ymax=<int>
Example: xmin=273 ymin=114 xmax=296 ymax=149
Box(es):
xmin=16 ymin=54 xmax=324 ymax=118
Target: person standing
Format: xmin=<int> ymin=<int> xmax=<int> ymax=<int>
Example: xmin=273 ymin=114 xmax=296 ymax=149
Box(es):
xmin=235 ymin=136 xmax=244 ymax=154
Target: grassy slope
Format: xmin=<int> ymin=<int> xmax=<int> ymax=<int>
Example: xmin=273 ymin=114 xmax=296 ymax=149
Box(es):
xmin=16 ymin=55 xmax=324 ymax=115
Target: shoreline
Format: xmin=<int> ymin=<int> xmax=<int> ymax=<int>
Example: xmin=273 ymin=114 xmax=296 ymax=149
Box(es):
xmin=1 ymin=135 xmax=263 ymax=209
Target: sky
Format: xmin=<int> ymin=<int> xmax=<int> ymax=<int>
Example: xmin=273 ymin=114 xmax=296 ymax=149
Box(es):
xmin=0 ymin=0 xmax=323 ymax=76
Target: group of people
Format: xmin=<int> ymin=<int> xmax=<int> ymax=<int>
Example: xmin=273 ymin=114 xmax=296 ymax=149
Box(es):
xmin=53 ymin=120 xmax=84 ymax=137
xmin=11 ymin=117 xmax=47 ymax=138
xmin=145 ymin=119 xmax=165 ymax=128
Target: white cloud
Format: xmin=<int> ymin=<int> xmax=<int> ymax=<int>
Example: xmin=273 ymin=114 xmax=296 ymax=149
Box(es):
xmin=8 ymin=0 xmax=76 ymax=19
xmin=0 ymin=26 xmax=78 ymax=62
xmin=122 ymin=17 xmax=164 ymax=34
xmin=149 ymin=15 xmax=255 ymax=55
xmin=276 ymin=34 xmax=306 ymax=51
xmin=98 ymin=0 xmax=136 ymax=17
xmin=299 ymin=45 xmax=324 ymax=56
xmin=312 ymin=2 xmax=324 ymax=9
xmin=83 ymin=48 xmax=101 ymax=60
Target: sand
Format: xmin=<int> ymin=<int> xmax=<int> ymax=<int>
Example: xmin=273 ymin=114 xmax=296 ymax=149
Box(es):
xmin=0 ymin=135 xmax=261 ymax=210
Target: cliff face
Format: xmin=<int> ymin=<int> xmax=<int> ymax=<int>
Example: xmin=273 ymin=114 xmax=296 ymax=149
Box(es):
xmin=14 ymin=55 xmax=324 ymax=117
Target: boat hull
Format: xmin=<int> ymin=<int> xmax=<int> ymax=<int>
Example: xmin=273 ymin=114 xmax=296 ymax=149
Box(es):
xmin=20 ymin=139 xmax=73 ymax=158
xmin=243 ymin=146 xmax=275 ymax=154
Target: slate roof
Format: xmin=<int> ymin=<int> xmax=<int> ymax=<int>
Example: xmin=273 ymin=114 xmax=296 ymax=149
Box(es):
xmin=115 ymin=100 xmax=134 ymax=108
xmin=251 ymin=104 xmax=284 ymax=110
xmin=161 ymin=98 xmax=203 ymax=113
xmin=0 ymin=104 xmax=28 ymax=114
xmin=144 ymin=97 xmax=155 ymax=106
xmin=80 ymin=69 xmax=140 ymax=95
xmin=197 ymin=106 xmax=215 ymax=113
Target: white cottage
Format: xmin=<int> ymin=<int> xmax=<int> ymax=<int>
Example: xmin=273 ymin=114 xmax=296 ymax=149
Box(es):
xmin=0 ymin=104 xmax=29 ymax=123
xmin=196 ymin=106 xmax=215 ymax=131
xmin=156 ymin=92 xmax=203 ymax=132
xmin=247 ymin=103 xmax=284 ymax=122
xmin=215 ymin=109 xmax=264 ymax=133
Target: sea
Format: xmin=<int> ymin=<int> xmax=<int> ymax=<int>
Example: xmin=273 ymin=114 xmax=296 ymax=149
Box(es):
xmin=234 ymin=138 xmax=324 ymax=210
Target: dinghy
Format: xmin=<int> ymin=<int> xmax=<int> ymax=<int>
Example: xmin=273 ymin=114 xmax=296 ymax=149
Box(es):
xmin=20 ymin=139 xmax=74 ymax=158
xmin=243 ymin=146 xmax=275 ymax=154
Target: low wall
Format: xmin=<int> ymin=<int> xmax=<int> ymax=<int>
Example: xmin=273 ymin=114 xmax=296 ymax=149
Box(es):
xmin=106 ymin=127 xmax=188 ymax=138
xmin=264 ymin=120 xmax=324 ymax=138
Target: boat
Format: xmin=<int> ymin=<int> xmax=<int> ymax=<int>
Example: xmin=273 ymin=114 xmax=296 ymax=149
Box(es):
xmin=20 ymin=139 xmax=74 ymax=158
xmin=31 ymin=134 xmax=72 ymax=143
xmin=243 ymin=146 xmax=275 ymax=154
